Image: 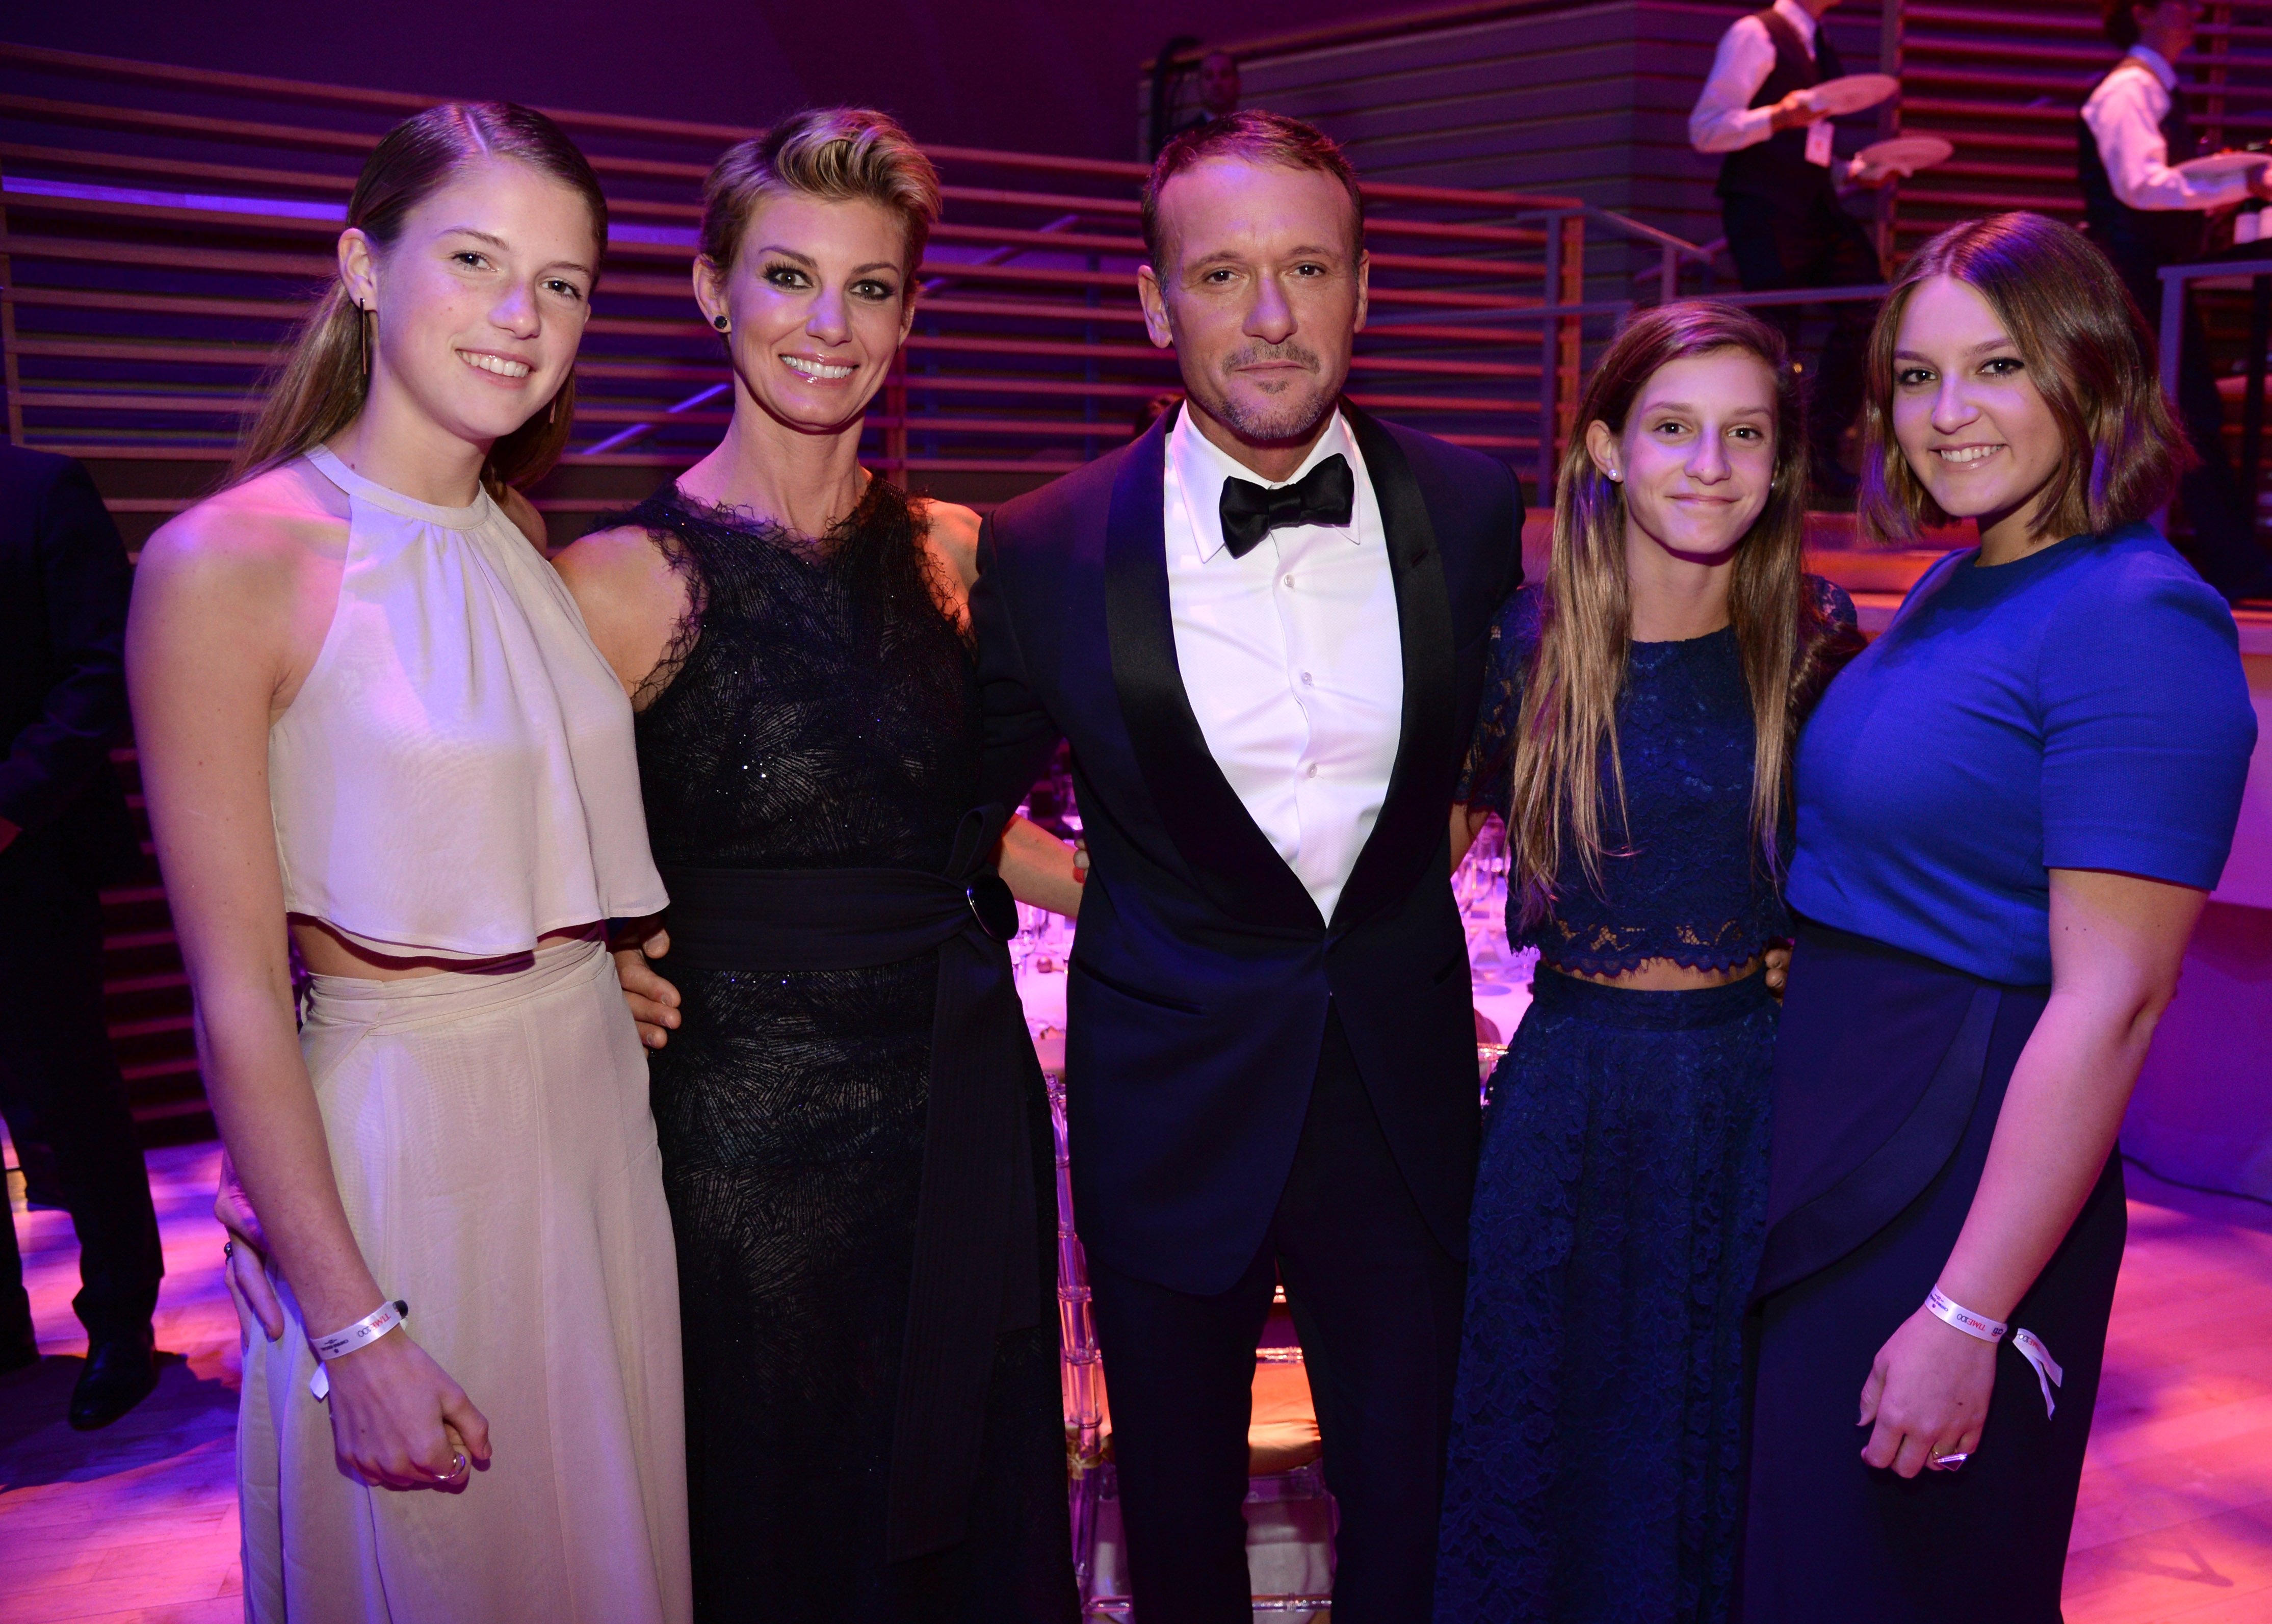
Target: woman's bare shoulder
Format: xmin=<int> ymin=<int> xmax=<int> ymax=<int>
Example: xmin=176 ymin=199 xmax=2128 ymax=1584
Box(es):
xmin=139 ymin=460 xmax=347 ymax=585
xmin=916 ymin=497 xmax=983 ymax=587
xmin=552 ymin=520 xmax=681 ymax=600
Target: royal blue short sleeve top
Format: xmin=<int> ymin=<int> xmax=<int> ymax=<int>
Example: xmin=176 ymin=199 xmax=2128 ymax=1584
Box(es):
xmin=1788 ymin=524 xmax=2257 ymax=985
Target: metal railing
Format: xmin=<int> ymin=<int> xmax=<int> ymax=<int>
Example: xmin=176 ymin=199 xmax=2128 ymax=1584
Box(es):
xmin=0 ymin=41 xmax=1619 ymax=521
xmin=2162 ymin=254 xmax=2272 ymax=521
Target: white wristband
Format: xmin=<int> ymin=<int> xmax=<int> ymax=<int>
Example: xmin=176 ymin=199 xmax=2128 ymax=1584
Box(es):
xmin=307 ymin=1299 xmax=408 ymax=1400
xmin=1925 ymin=1286 xmax=2006 ymax=1343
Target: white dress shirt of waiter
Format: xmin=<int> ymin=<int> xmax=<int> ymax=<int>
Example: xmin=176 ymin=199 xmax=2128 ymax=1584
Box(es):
xmin=2082 ymin=29 xmax=2265 ymax=213
xmin=1689 ymin=0 xmax=1867 ymax=183
xmin=1161 ymin=404 xmax=1401 ymax=922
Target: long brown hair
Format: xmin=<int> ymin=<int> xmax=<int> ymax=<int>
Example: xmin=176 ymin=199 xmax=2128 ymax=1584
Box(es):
xmin=229 ymin=102 xmax=608 ymax=496
xmin=1507 ymin=300 xmax=1850 ymax=929
xmin=1858 ymin=211 xmax=2191 ymax=545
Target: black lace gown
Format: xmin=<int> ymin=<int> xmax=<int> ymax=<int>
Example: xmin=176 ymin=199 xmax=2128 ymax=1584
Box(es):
xmin=622 ymin=480 xmax=1075 ymax=1624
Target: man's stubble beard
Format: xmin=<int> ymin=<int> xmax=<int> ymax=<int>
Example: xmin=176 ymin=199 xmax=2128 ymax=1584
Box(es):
xmin=1169 ymin=318 xmax=1346 ymax=448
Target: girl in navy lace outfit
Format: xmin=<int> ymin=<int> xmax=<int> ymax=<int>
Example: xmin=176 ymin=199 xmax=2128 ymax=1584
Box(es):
xmin=1433 ymin=304 xmax=1860 ymax=1623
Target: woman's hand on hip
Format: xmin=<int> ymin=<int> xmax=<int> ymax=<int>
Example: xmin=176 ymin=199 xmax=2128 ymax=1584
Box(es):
xmin=1858 ymin=1304 xmax=1995 ymax=1477
xmin=322 ymin=1331 xmax=492 ymax=1492
xmin=610 ymin=919 xmax=680 ymax=1049
xmin=215 ymin=1149 xmax=284 ymax=1341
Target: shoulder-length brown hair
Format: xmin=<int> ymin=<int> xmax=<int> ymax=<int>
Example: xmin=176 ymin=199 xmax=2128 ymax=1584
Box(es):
xmin=1858 ymin=211 xmax=2191 ymax=545
xmin=229 ymin=102 xmax=608 ymax=497
xmin=1507 ymin=300 xmax=1851 ymax=929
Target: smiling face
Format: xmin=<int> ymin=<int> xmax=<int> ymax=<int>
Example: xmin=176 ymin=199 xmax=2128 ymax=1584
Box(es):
xmin=342 ymin=156 xmax=597 ymax=448
xmin=697 ymin=191 xmax=912 ymax=436
xmin=1889 ymin=274 xmax=2064 ymax=543
xmin=1138 ymin=156 xmax=1367 ymax=463
xmin=1589 ymin=348 xmax=1780 ymax=564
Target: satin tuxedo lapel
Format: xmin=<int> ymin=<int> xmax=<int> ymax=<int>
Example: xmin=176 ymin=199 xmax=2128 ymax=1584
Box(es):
xmin=1330 ymin=402 xmax=1456 ymax=931
xmin=1103 ymin=408 xmax=1320 ymax=930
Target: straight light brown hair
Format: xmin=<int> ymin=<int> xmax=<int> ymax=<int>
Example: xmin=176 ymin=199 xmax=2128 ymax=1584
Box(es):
xmin=1858 ymin=211 xmax=2191 ymax=545
xmin=699 ymin=108 xmax=942 ymax=283
xmin=1507 ymin=300 xmax=1857 ymax=929
xmin=229 ymin=102 xmax=607 ymax=497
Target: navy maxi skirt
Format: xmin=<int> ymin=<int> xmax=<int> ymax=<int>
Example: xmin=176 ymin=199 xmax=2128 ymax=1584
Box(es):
xmin=1742 ymin=921 xmax=2126 ymax=1623
xmin=1437 ymin=967 xmax=1778 ymax=1624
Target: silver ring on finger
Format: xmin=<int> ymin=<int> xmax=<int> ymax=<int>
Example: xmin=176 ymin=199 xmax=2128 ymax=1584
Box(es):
xmin=434 ymin=1450 xmax=468 ymax=1482
xmin=1926 ymin=1448 xmax=1969 ymax=1472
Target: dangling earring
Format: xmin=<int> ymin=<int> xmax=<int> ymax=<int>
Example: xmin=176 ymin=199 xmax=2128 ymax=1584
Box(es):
xmin=358 ymin=301 xmax=371 ymax=379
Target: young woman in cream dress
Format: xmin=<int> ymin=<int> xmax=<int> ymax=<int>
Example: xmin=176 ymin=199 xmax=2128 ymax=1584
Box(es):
xmin=128 ymin=103 xmax=690 ymax=1623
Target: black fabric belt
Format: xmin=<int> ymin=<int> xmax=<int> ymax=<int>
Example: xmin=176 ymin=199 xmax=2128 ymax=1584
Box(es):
xmin=657 ymin=805 xmax=1041 ymax=1564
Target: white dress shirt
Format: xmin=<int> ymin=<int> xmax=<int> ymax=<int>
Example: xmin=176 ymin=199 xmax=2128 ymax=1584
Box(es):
xmin=1162 ymin=407 xmax=1404 ymax=922
xmin=2082 ymin=46 xmax=2253 ymax=213
xmin=1689 ymin=0 xmax=1859 ymax=175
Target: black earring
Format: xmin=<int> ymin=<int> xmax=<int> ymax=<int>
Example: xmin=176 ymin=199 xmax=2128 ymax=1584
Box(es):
xmin=712 ymin=315 xmax=730 ymax=332
xmin=358 ymin=301 xmax=371 ymax=378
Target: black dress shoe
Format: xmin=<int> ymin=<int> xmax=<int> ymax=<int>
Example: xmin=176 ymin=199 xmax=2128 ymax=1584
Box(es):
xmin=68 ymin=1333 xmax=158 ymax=1429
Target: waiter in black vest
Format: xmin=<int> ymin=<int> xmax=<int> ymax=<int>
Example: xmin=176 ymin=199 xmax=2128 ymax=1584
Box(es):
xmin=2081 ymin=0 xmax=2272 ymax=600
xmin=1690 ymin=0 xmax=1888 ymax=498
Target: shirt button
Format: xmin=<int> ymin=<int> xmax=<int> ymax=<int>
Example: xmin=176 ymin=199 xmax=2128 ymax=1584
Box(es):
xmin=1300 ymin=671 xmax=1314 ymax=686
xmin=1283 ymin=574 xmax=1295 ymax=588
xmin=1305 ymin=763 xmax=1319 ymax=779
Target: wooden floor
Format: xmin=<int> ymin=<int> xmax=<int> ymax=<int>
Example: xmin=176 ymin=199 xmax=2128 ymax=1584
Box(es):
xmin=3 ymin=1144 xmax=2269 ymax=1623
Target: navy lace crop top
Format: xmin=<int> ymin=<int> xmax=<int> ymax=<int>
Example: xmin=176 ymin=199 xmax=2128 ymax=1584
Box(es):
xmin=1457 ymin=579 xmax=1857 ymax=979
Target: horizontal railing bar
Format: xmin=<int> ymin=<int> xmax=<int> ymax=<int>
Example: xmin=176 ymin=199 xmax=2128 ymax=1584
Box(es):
xmin=2 ymin=285 xmax=310 ymax=320
xmin=0 ymin=231 xmax=335 ymax=276
xmin=0 ymin=139 xmax=355 ymax=194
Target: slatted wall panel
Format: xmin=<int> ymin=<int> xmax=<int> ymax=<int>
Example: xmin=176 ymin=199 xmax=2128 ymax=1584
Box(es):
xmin=1211 ymin=0 xmax=1893 ymax=295
xmin=0 ymin=43 xmax=1580 ymax=1134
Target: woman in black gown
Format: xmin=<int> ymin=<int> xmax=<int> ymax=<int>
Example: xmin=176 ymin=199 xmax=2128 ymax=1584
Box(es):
xmin=556 ymin=110 xmax=1082 ymax=1623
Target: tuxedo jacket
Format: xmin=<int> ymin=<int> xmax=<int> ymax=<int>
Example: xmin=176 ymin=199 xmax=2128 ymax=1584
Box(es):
xmin=0 ymin=445 xmax=139 ymax=892
xmin=972 ymin=402 xmax=1525 ymax=1295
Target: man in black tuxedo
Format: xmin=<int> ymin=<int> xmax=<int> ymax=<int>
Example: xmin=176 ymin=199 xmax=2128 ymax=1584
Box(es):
xmin=0 ymin=444 xmax=164 ymax=1428
xmin=971 ymin=112 xmax=1523 ymax=1620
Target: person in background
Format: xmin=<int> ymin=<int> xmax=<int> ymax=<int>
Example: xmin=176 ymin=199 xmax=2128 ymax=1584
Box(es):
xmin=0 ymin=443 xmax=165 ymax=1430
xmin=558 ymin=108 xmax=1081 ymax=1622
xmin=1433 ymin=302 xmax=1858 ymax=1624
xmin=1744 ymin=211 xmax=2257 ymax=1619
xmin=1689 ymin=0 xmax=1890 ymax=500
xmin=1190 ymin=51 xmax=1243 ymax=129
xmin=140 ymin=103 xmax=690 ymax=1623
xmin=2081 ymin=0 xmax=2272 ymax=601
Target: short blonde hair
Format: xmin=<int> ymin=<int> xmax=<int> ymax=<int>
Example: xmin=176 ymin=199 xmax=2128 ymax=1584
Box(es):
xmin=699 ymin=108 xmax=941 ymax=279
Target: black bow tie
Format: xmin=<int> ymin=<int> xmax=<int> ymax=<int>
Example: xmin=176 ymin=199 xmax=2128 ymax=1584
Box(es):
xmin=1217 ymin=453 xmax=1356 ymax=559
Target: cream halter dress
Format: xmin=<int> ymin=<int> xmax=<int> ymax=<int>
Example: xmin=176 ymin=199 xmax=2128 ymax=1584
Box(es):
xmin=236 ymin=447 xmax=690 ymax=1623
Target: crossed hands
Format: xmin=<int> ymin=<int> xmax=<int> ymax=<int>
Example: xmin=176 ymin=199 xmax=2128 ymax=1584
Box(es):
xmin=216 ymin=1156 xmax=490 ymax=1492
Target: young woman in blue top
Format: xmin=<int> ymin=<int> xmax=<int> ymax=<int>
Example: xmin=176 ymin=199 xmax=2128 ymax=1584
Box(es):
xmin=1433 ymin=302 xmax=1859 ymax=1624
xmin=1744 ymin=211 xmax=2258 ymax=1620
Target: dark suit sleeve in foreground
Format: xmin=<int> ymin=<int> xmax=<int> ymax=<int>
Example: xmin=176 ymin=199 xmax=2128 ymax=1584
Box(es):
xmin=0 ymin=458 xmax=133 ymax=836
xmin=971 ymin=512 xmax=1065 ymax=813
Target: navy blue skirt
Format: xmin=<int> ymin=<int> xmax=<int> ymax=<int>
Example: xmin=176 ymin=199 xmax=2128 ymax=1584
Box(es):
xmin=1435 ymin=967 xmax=1779 ymax=1624
xmin=1742 ymin=921 xmax=2125 ymax=1623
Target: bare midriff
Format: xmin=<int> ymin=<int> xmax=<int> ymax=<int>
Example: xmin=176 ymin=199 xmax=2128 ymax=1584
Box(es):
xmin=290 ymin=916 xmax=606 ymax=982
xmin=1548 ymin=953 xmax=1763 ymax=991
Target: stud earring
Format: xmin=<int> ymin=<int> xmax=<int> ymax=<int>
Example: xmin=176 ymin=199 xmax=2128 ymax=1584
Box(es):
xmin=712 ymin=315 xmax=730 ymax=332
